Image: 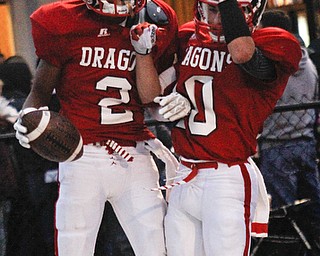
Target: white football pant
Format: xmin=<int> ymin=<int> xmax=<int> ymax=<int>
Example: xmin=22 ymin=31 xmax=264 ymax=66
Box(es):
xmin=55 ymin=143 xmax=167 ymax=256
xmin=165 ymin=161 xmax=258 ymax=256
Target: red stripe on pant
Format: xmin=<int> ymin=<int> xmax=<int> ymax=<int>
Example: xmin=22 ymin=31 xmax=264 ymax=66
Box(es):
xmin=240 ymin=163 xmax=252 ymax=256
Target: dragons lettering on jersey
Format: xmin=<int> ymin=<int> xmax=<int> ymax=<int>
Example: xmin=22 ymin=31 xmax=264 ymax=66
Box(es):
xmin=181 ymin=46 xmax=232 ymax=72
xmin=79 ymin=47 xmax=136 ymax=71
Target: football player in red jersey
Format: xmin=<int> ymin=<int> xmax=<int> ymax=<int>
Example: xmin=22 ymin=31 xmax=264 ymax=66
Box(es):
xmin=152 ymin=0 xmax=302 ymax=255
xmin=13 ymin=0 xmax=178 ymax=255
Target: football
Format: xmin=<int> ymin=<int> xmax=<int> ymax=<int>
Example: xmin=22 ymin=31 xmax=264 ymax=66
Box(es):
xmin=21 ymin=110 xmax=83 ymax=162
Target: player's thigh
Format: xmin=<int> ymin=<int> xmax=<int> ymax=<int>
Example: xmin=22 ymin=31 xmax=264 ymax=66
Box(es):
xmin=111 ymin=153 xmax=167 ymax=255
xmin=201 ymin=165 xmax=255 ymax=256
xmin=56 ymin=160 xmax=105 ymax=231
xmin=56 ymin=160 xmax=106 ymax=255
xmin=202 ymin=200 xmax=248 ymax=256
xmin=112 ymin=152 xmax=166 ymax=225
xmin=165 ymin=186 xmax=204 ymax=256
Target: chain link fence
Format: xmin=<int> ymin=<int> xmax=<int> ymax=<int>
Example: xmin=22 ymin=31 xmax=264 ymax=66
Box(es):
xmin=252 ymin=99 xmax=320 ymax=256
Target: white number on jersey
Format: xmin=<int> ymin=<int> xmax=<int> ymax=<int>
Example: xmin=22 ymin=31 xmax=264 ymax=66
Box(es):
xmin=96 ymin=76 xmax=133 ymax=124
xmin=176 ymin=75 xmax=216 ymax=136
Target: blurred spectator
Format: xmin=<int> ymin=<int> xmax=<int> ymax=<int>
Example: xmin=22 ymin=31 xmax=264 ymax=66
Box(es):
xmin=308 ymin=38 xmax=320 ymax=76
xmin=0 ymin=55 xmax=32 ymax=99
xmin=0 ymin=55 xmax=59 ymax=256
xmin=257 ymin=10 xmax=320 ymax=252
xmin=0 ymin=132 xmax=16 ymax=256
xmin=0 ymin=56 xmax=21 ymax=256
xmin=308 ymin=37 xmax=320 ymax=158
xmin=0 ymin=71 xmax=18 ymax=256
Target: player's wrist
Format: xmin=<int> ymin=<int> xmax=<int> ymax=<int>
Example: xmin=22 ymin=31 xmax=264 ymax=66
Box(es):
xmin=135 ymin=49 xmax=152 ymax=55
xmin=135 ymin=50 xmax=152 ymax=56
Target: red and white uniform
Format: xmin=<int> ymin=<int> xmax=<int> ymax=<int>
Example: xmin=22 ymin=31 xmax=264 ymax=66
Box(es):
xmin=30 ymin=1 xmax=178 ymax=255
xmin=164 ymin=24 xmax=301 ymax=255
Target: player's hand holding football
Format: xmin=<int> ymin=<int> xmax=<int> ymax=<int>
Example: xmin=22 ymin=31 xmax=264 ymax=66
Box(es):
xmin=14 ymin=106 xmax=49 ymax=148
xmin=154 ymin=92 xmax=191 ymax=122
xmin=130 ymin=22 xmax=158 ymax=55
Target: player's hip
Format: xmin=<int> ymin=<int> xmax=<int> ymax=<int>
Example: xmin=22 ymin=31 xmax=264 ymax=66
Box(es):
xmin=175 ymin=157 xmax=255 ymax=181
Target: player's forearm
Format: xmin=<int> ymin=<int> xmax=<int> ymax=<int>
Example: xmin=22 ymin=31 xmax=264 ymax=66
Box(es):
xmin=135 ymin=54 xmax=161 ymax=104
xmin=23 ymin=90 xmax=51 ymax=109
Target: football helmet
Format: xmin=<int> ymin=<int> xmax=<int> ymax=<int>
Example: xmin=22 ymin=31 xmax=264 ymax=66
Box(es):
xmin=194 ymin=0 xmax=267 ymax=43
xmin=83 ymin=0 xmax=146 ymax=17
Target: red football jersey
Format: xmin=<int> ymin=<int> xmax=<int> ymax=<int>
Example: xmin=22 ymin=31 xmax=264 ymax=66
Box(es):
xmin=30 ymin=0 xmax=178 ymax=144
xmin=172 ymin=26 xmax=301 ymax=163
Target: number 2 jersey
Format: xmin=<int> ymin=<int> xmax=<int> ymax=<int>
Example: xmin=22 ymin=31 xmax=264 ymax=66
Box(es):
xmin=171 ymin=24 xmax=301 ymax=164
xmin=30 ymin=0 xmax=178 ymax=144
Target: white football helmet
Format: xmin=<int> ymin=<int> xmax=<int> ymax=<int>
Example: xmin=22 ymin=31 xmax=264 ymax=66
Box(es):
xmin=194 ymin=0 xmax=267 ymax=43
xmin=83 ymin=0 xmax=146 ymax=17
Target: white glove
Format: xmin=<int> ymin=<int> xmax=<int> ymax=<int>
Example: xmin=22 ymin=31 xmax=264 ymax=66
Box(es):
xmin=130 ymin=22 xmax=158 ymax=55
xmin=13 ymin=106 xmax=49 ymax=148
xmin=154 ymin=92 xmax=191 ymax=122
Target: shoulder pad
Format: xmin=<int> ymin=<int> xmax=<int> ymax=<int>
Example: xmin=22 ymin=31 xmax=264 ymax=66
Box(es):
xmin=253 ymin=27 xmax=302 ymax=74
xmin=145 ymin=0 xmax=169 ymax=25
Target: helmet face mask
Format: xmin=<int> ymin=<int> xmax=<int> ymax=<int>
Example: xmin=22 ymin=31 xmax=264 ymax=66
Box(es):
xmin=195 ymin=1 xmax=224 ymax=44
xmin=83 ymin=0 xmax=146 ymax=17
xmin=194 ymin=0 xmax=267 ymax=43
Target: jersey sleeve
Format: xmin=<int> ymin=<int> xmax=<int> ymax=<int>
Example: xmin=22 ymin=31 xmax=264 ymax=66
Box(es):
xmin=252 ymin=27 xmax=302 ymax=75
xmin=31 ymin=20 xmax=69 ymax=67
xmin=30 ymin=3 xmax=75 ymax=67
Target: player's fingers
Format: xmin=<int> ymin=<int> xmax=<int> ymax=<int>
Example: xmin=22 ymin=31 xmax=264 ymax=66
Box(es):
xmin=139 ymin=22 xmax=150 ymax=30
xmin=157 ymin=95 xmax=176 ymax=107
xmin=137 ymin=22 xmax=156 ymax=36
xmin=153 ymin=96 xmax=162 ymax=104
xmin=15 ymin=131 xmax=30 ymax=144
xmin=130 ymin=24 xmax=142 ymax=41
xmin=163 ymin=104 xmax=184 ymax=120
xmin=166 ymin=107 xmax=189 ymax=122
xmin=165 ymin=109 xmax=186 ymax=122
xmin=19 ymin=140 xmax=31 ymax=149
xmin=130 ymin=28 xmax=140 ymax=41
xmin=158 ymin=101 xmax=179 ymax=115
xmin=154 ymin=95 xmax=172 ymax=104
xmin=13 ymin=121 xmax=28 ymax=134
xmin=132 ymin=22 xmax=149 ymax=37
